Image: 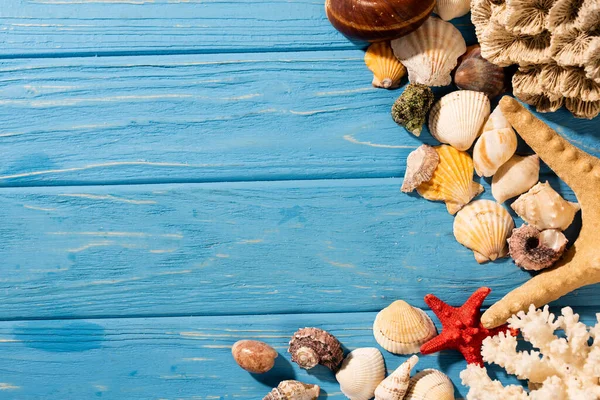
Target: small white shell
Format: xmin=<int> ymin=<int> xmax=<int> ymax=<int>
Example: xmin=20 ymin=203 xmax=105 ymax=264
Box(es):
xmin=405 ymin=369 xmax=455 ymax=400
xmin=428 ymin=91 xmax=491 ymax=151
xmin=434 ymin=0 xmax=471 ymax=21
xmin=336 ymin=348 xmax=386 ymax=400
xmin=454 ymin=200 xmax=515 ymax=263
xmin=473 ymin=105 xmax=518 ymax=177
xmin=511 ymin=181 xmax=581 ymax=231
xmin=391 ymin=17 xmax=467 ymax=87
xmin=492 ymin=154 xmax=540 ymax=203
xmin=374 ymin=355 xmax=419 ymax=400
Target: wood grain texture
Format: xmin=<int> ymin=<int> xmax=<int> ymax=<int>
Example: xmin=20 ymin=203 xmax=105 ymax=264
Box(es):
xmin=1 ymin=51 xmax=598 ymax=187
xmin=3 ymin=309 xmax=598 ymax=399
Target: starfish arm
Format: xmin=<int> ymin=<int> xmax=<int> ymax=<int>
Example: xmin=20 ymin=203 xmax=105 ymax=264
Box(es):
xmin=459 ymin=287 xmax=491 ymax=325
xmin=420 ymin=331 xmax=455 ymax=354
xmin=424 ymin=294 xmax=456 ymax=325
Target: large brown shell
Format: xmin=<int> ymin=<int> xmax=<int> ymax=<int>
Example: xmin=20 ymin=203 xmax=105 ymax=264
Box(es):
xmin=325 ymin=0 xmax=435 ymax=42
xmin=455 ymin=45 xmax=506 ymax=98
xmin=288 ymin=327 xmax=344 ymax=371
xmin=232 ymin=340 xmax=278 ymax=374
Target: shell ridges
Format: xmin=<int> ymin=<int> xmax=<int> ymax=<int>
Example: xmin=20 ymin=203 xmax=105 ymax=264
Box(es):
xmin=336 ymin=348 xmax=386 ymax=400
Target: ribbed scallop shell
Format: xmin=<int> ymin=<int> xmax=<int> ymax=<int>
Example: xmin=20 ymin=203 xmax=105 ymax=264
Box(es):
xmin=492 ymin=154 xmax=540 ymax=203
xmin=511 ymin=181 xmax=581 ymax=231
xmin=454 ymin=200 xmax=515 ymax=264
xmin=405 ymin=369 xmax=455 ymax=400
xmin=391 ymin=17 xmax=466 ymax=86
xmin=374 ymin=355 xmax=419 ymax=400
xmin=434 ymin=0 xmax=471 ymax=21
xmin=336 ymin=348 xmax=386 ymax=400
xmin=428 ymin=91 xmax=491 ymax=151
xmin=417 ymin=145 xmax=484 ymax=215
xmin=373 ymin=301 xmax=437 ymax=355
xmin=365 ymin=42 xmax=406 ymax=89
xmin=263 ymin=381 xmax=320 ymax=400
xmin=473 ymin=105 xmax=518 ymax=177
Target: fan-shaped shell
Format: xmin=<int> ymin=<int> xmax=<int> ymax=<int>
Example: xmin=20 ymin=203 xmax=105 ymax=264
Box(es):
xmin=391 ymin=17 xmax=466 ymax=86
xmin=336 ymin=348 xmax=386 ymax=400
xmin=263 ymin=380 xmax=320 ymax=400
xmin=405 ymin=369 xmax=455 ymax=400
xmin=492 ymin=154 xmax=540 ymax=203
xmin=434 ymin=0 xmax=471 ymax=21
xmin=417 ymin=145 xmax=484 ymax=215
xmin=428 ymin=91 xmax=491 ymax=151
xmin=511 ymin=181 xmax=580 ymax=231
xmin=365 ymin=42 xmax=406 ymax=89
xmin=375 ymin=355 xmax=419 ymax=400
xmin=473 ymin=105 xmax=518 ymax=177
xmin=373 ymin=301 xmax=437 ymax=354
xmin=454 ymin=200 xmax=515 ymax=263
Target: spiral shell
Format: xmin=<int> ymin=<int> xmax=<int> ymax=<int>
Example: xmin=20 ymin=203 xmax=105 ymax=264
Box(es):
xmin=405 ymin=369 xmax=455 ymax=400
xmin=365 ymin=42 xmax=406 ymax=89
xmin=473 ymin=105 xmax=518 ymax=177
xmin=455 ymin=45 xmax=506 ymax=98
xmin=288 ymin=327 xmax=344 ymax=371
xmin=232 ymin=340 xmax=278 ymax=374
xmin=374 ymin=355 xmax=419 ymax=400
xmin=492 ymin=154 xmax=540 ymax=203
xmin=336 ymin=348 xmax=386 ymax=400
xmin=401 ymin=144 xmax=440 ymax=193
xmin=508 ymin=224 xmax=568 ymax=271
xmin=263 ymin=380 xmax=320 ymax=400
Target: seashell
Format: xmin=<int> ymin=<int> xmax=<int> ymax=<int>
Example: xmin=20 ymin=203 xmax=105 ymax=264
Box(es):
xmin=473 ymin=105 xmax=518 ymax=177
xmin=288 ymin=327 xmax=344 ymax=371
xmin=365 ymin=42 xmax=407 ymax=89
xmin=417 ymin=145 xmax=484 ymax=215
xmin=454 ymin=45 xmax=506 ymax=99
xmin=232 ymin=340 xmax=278 ymax=374
xmin=492 ymin=154 xmax=540 ymax=203
xmin=373 ymin=301 xmax=437 ymax=354
xmin=374 ymin=355 xmax=419 ymax=400
xmin=391 ymin=17 xmax=467 ymax=87
xmin=511 ymin=181 xmax=581 ymax=231
xmin=405 ymin=369 xmax=455 ymax=400
xmin=391 ymin=83 xmax=435 ymax=136
xmin=434 ymin=0 xmax=471 ymax=21
xmin=508 ymin=224 xmax=568 ymax=271
xmin=263 ymin=380 xmax=320 ymax=400
xmin=454 ymin=199 xmax=515 ymax=263
xmin=428 ymin=91 xmax=491 ymax=151
xmin=336 ymin=348 xmax=386 ymax=400
xmin=401 ymin=144 xmax=440 ymax=193
xmin=325 ymin=0 xmax=435 ymax=42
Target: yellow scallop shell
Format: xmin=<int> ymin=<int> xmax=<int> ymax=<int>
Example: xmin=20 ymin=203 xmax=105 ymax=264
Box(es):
xmin=364 ymin=42 xmax=406 ymax=89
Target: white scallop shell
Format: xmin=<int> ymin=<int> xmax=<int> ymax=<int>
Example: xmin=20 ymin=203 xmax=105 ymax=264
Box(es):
xmin=473 ymin=105 xmax=518 ymax=177
xmin=391 ymin=17 xmax=467 ymax=87
xmin=428 ymin=91 xmax=491 ymax=151
xmin=374 ymin=355 xmax=419 ymax=400
xmin=511 ymin=181 xmax=581 ymax=231
xmin=336 ymin=348 xmax=386 ymax=400
xmin=434 ymin=0 xmax=471 ymax=21
xmin=454 ymin=200 xmax=515 ymax=263
xmin=373 ymin=301 xmax=437 ymax=354
xmin=492 ymin=154 xmax=540 ymax=203
xmin=405 ymin=369 xmax=455 ymax=400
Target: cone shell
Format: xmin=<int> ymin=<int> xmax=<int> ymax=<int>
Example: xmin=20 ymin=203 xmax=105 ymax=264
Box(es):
xmin=434 ymin=0 xmax=471 ymax=20
xmin=391 ymin=17 xmax=467 ymax=87
xmin=492 ymin=154 xmax=540 ymax=203
xmin=401 ymin=144 xmax=440 ymax=193
xmin=263 ymin=380 xmax=320 ymax=400
xmin=336 ymin=348 xmax=386 ymax=400
xmin=508 ymin=225 xmax=568 ymax=271
xmin=428 ymin=91 xmax=491 ymax=151
xmin=417 ymin=145 xmax=484 ymax=215
xmin=511 ymin=181 xmax=581 ymax=231
xmin=288 ymin=327 xmax=344 ymax=371
xmin=374 ymin=355 xmax=419 ymax=400
xmin=473 ymin=105 xmax=518 ymax=177
xmin=373 ymin=301 xmax=437 ymax=355
xmin=454 ymin=200 xmax=515 ymax=263
xmin=365 ymin=42 xmax=407 ymax=89
xmin=405 ymin=369 xmax=455 ymax=400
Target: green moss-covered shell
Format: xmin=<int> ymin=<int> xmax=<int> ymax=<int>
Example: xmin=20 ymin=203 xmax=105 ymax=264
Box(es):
xmin=391 ymin=84 xmax=435 ymax=136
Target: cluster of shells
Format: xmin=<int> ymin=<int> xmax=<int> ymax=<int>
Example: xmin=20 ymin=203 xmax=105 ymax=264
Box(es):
xmin=472 ymin=0 xmax=600 ymax=118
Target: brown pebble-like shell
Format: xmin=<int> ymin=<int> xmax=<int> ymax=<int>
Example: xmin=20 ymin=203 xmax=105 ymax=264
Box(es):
xmin=288 ymin=327 xmax=344 ymax=371
xmin=263 ymin=380 xmax=320 ymax=400
xmin=232 ymin=340 xmax=278 ymax=374
xmin=508 ymin=224 xmax=568 ymax=271
xmin=455 ymin=45 xmax=506 ymax=98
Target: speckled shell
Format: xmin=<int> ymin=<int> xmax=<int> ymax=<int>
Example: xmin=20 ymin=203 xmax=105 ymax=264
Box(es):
xmin=428 ymin=91 xmax=491 ymax=151
xmin=417 ymin=145 xmax=484 ymax=215
xmin=374 ymin=355 xmax=419 ymax=400
xmin=508 ymin=224 xmax=568 ymax=271
xmin=336 ymin=348 xmax=386 ymax=400
xmin=511 ymin=182 xmax=581 ymax=231
xmin=391 ymin=17 xmax=467 ymax=86
xmin=373 ymin=301 xmax=437 ymax=354
xmin=434 ymin=0 xmax=471 ymax=20
xmin=401 ymin=144 xmax=440 ymax=193
xmin=263 ymin=380 xmax=320 ymax=400
xmin=454 ymin=200 xmax=515 ymax=263
xmin=232 ymin=340 xmax=278 ymax=374
xmin=492 ymin=154 xmax=540 ymax=203
xmin=405 ymin=369 xmax=455 ymax=400
xmin=288 ymin=327 xmax=344 ymax=371
xmin=473 ymin=105 xmax=518 ymax=177
xmin=455 ymin=45 xmax=506 ymax=98
xmin=365 ymin=42 xmax=406 ymax=89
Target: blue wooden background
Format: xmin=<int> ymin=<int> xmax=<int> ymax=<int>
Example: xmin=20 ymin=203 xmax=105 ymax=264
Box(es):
xmin=0 ymin=1 xmax=598 ymax=399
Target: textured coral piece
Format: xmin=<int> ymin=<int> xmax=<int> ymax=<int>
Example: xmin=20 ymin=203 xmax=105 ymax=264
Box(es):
xmin=504 ymin=0 xmax=555 ymax=35
xmin=232 ymin=340 xmax=278 ymax=373
xmin=391 ymin=84 xmax=435 ymax=136
xmin=482 ymin=97 xmax=600 ymax=329
xmin=420 ymin=287 xmax=516 ymax=366
xmin=288 ymin=327 xmax=344 ymax=371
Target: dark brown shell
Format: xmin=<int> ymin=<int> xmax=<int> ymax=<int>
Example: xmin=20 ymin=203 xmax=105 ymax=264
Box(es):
xmin=455 ymin=45 xmax=506 ymax=98
xmin=288 ymin=327 xmax=344 ymax=371
xmin=325 ymin=0 xmax=435 ymax=42
xmin=508 ymin=224 xmax=568 ymax=271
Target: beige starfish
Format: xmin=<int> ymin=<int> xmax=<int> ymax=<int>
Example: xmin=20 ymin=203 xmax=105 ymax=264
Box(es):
xmin=482 ymin=96 xmax=600 ymax=329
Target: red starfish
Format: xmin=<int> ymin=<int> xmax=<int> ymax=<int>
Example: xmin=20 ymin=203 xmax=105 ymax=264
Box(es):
xmin=420 ymin=287 xmax=516 ymax=366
